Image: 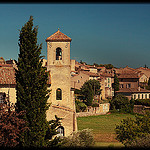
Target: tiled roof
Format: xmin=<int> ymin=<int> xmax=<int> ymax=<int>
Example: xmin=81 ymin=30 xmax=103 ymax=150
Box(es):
xmin=0 ymin=64 xmax=16 ymax=84
xmin=81 ymin=71 xmax=99 ymax=77
xmin=46 ymin=28 xmax=72 ymax=42
xmin=117 ymin=73 xmax=139 ymax=79
xmin=116 ymin=88 xmax=150 ymax=93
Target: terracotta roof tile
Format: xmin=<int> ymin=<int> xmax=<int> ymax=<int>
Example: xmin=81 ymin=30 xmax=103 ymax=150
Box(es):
xmin=116 ymin=88 xmax=150 ymax=93
xmin=0 ymin=65 xmax=16 ymax=84
xmin=46 ymin=28 xmax=72 ymax=42
xmin=81 ymin=71 xmax=99 ymax=77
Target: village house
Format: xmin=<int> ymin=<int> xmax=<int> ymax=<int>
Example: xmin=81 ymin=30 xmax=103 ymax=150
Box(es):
xmin=98 ymin=72 xmax=114 ymax=100
xmin=0 ymin=58 xmax=16 ymax=104
xmin=114 ymin=66 xmax=150 ymax=100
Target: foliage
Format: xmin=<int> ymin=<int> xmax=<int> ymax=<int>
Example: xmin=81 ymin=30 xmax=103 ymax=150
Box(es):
xmin=110 ymin=94 xmax=134 ymax=113
xmin=0 ymin=99 xmax=27 ymax=147
xmin=127 ymin=134 xmax=150 ymax=148
xmin=92 ymin=102 xmax=99 ymax=107
xmin=60 ymin=129 xmax=95 ymax=147
xmin=115 ymin=111 xmax=150 ymax=146
xmin=45 ymin=115 xmax=62 ymax=147
xmin=80 ymin=79 xmax=101 ymax=106
xmin=112 ymin=74 xmax=119 ymax=96
xmin=15 ymin=16 xmax=50 ymax=147
xmin=74 ymin=89 xmax=82 ymax=95
xmin=75 ymin=100 xmax=87 ymax=112
xmin=134 ymin=99 xmax=150 ymax=106
xmin=94 ymin=63 xmax=114 ymax=69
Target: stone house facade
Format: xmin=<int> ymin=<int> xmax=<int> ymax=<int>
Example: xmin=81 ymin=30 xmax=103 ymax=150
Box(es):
xmin=0 ymin=63 xmax=16 ymax=104
xmin=114 ymin=67 xmax=150 ymax=100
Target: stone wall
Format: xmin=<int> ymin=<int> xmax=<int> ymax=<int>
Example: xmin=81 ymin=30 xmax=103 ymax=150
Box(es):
xmin=76 ymin=103 xmax=110 ymax=117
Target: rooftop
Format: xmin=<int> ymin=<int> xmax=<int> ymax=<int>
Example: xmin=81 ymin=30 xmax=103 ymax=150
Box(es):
xmin=46 ymin=28 xmax=72 ymax=42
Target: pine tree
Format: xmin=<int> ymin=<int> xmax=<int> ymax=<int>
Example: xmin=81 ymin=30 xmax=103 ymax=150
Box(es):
xmin=15 ymin=16 xmax=50 ymax=147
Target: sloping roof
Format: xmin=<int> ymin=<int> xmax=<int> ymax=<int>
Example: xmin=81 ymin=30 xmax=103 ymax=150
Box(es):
xmin=117 ymin=73 xmax=139 ymax=79
xmin=116 ymin=88 xmax=150 ymax=93
xmin=46 ymin=28 xmax=72 ymax=42
xmin=0 ymin=64 xmax=16 ymax=84
xmin=81 ymin=71 xmax=99 ymax=77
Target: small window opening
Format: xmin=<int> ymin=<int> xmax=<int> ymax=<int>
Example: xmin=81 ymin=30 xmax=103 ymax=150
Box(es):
xmin=56 ymin=47 xmax=62 ymax=60
xmin=56 ymin=88 xmax=62 ymax=100
xmin=57 ymin=126 xmax=64 ymax=137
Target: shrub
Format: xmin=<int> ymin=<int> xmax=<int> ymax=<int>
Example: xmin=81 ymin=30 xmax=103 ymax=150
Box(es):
xmin=110 ymin=94 xmax=134 ymax=113
xmin=115 ymin=111 xmax=150 ymax=146
xmin=92 ymin=102 xmax=99 ymax=107
xmin=134 ymin=99 xmax=150 ymax=106
xmin=0 ymin=99 xmax=27 ymax=147
xmin=75 ymin=100 xmax=87 ymax=112
xmin=60 ymin=129 xmax=95 ymax=147
xmin=127 ymin=134 xmax=150 ymax=148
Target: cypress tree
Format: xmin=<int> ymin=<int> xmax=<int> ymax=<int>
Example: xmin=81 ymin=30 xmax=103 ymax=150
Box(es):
xmin=15 ymin=16 xmax=49 ymax=147
xmin=113 ymin=73 xmax=119 ymax=97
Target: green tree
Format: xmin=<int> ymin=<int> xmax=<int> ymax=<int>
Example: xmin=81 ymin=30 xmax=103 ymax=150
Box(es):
xmin=110 ymin=94 xmax=134 ymax=113
xmin=112 ymin=73 xmax=119 ymax=97
xmin=80 ymin=80 xmax=101 ymax=106
xmin=115 ymin=111 xmax=150 ymax=146
xmin=104 ymin=64 xmax=114 ymax=69
xmin=15 ymin=16 xmax=50 ymax=147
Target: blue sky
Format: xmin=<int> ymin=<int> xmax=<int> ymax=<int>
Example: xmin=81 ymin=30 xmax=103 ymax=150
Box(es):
xmin=0 ymin=3 xmax=150 ymax=68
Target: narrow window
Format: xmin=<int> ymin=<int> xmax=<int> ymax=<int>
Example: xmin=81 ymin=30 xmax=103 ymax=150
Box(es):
xmin=56 ymin=88 xmax=62 ymax=100
xmin=57 ymin=126 xmax=64 ymax=137
xmin=0 ymin=93 xmax=6 ymax=104
xmin=56 ymin=47 xmax=62 ymax=60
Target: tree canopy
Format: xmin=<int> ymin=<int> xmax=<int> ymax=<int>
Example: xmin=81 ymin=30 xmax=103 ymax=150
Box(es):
xmin=80 ymin=79 xmax=101 ymax=106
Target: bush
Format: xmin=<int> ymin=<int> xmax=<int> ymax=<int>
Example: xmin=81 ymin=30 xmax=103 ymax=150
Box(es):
xmin=60 ymin=129 xmax=95 ymax=147
xmin=115 ymin=111 xmax=150 ymax=146
xmin=110 ymin=94 xmax=134 ymax=113
xmin=127 ymin=134 xmax=150 ymax=148
xmin=92 ymin=102 xmax=99 ymax=107
xmin=134 ymin=99 xmax=150 ymax=106
xmin=75 ymin=100 xmax=87 ymax=112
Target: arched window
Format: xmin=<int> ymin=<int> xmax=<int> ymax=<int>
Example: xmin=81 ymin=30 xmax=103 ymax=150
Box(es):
xmin=56 ymin=88 xmax=62 ymax=100
xmin=57 ymin=126 xmax=64 ymax=137
xmin=56 ymin=47 xmax=62 ymax=60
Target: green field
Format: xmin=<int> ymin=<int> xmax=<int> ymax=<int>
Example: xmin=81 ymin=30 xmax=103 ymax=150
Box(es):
xmin=77 ymin=113 xmax=135 ymax=147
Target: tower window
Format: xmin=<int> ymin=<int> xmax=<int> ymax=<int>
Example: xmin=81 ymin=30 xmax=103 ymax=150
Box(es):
xmin=56 ymin=88 xmax=62 ymax=100
xmin=57 ymin=126 xmax=64 ymax=137
xmin=56 ymin=47 xmax=62 ymax=60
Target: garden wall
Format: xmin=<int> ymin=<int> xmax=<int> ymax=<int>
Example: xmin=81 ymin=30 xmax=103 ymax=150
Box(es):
xmin=76 ymin=103 xmax=110 ymax=117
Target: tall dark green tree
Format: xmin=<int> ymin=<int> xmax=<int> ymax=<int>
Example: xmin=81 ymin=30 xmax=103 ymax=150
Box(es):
xmin=15 ymin=16 xmax=50 ymax=147
xmin=81 ymin=79 xmax=101 ymax=106
xmin=113 ymin=72 xmax=119 ymax=97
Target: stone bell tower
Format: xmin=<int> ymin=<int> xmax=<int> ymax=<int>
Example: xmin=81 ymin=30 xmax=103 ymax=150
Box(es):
xmin=46 ymin=29 xmax=77 ymax=137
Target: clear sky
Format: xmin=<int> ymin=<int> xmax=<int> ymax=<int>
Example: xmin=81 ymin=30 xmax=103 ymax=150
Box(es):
xmin=1 ymin=3 xmax=150 ymax=68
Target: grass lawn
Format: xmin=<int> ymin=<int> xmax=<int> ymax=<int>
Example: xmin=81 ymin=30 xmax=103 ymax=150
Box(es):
xmin=77 ymin=113 xmax=135 ymax=147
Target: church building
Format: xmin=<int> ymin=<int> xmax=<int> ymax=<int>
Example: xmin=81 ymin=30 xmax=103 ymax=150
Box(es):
xmin=46 ymin=29 xmax=77 ymax=137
